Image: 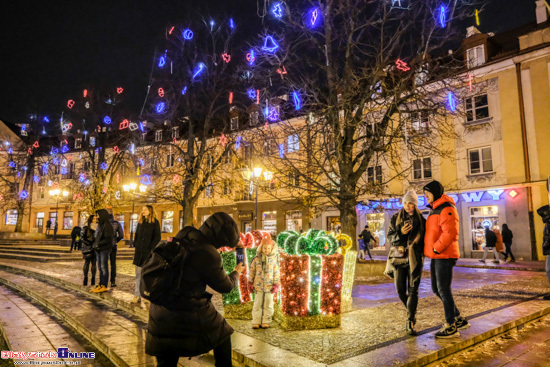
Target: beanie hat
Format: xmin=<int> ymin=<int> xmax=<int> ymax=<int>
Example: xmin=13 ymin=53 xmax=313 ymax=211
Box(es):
xmin=422 ymin=180 xmax=444 ymax=201
xmin=199 ymin=212 xmax=240 ymax=249
xmin=402 ymin=190 xmax=419 ymax=206
xmin=537 ymin=205 xmax=550 ymax=224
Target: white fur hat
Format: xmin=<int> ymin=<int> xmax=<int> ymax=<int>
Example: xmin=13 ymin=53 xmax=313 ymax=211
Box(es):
xmin=403 ymin=190 xmax=419 ymax=206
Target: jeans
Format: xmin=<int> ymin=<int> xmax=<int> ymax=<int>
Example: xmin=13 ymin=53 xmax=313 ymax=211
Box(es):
xmin=546 ymin=255 xmax=550 ymax=286
xmin=135 ymin=266 xmax=142 ymax=297
xmin=109 ymin=245 xmax=117 ymax=284
xmin=83 ymin=253 xmax=97 ymax=286
xmin=482 ymin=246 xmax=499 ymax=261
xmin=394 ymin=265 xmax=419 ymax=322
xmin=96 ymin=249 xmax=110 ymax=287
xmin=252 ymin=291 xmax=274 ymax=325
xmin=504 ymin=242 xmax=515 ymax=261
xmin=431 ymin=258 xmax=461 ymax=325
xmin=155 ymin=337 xmax=232 ymax=367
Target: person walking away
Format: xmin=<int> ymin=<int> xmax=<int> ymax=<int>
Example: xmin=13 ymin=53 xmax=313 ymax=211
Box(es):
xmin=536 ymin=205 xmax=550 ymax=300
xmin=493 ymin=226 xmax=505 ymax=259
xmin=501 ymin=224 xmax=515 ymax=262
xmin=359 ymin=225 xmax=377 ymax=260
xmin=423 ymin=180 xmax=469 ymax=338
xmin=145 ymin=212 xmax=245 ymax=367
xmin=132 ymin=205 xmax=161 ymax=303
xmin=91 ymin=209 xmax=114 ymax=293
xmin=248 ymin=238 xmax=280 ymax=329
xmin=386 ymin=190 xmax=425 ymax=336
xmin=70 ymin=225 xmax=81 ymax=252
xmin=480 ymin=226 xmax=500 ymax=264
xmin=81 ymin=215 xmax=97 ymax=287
xmin=53 ymin=221 xmax=58 ymax=240
xmin=46 ymin=219 xmax=52 ymax=235
xmin=109 ymin=214 xmax=124 ymax=288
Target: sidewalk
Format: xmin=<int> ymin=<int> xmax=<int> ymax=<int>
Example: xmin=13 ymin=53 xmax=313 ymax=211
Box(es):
xmin=0 ymin=258 xmax=549 ymax=366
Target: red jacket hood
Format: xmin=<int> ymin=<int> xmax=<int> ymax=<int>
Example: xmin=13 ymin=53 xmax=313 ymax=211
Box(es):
xmin=429 ymin=194 xmax=456 ymax=209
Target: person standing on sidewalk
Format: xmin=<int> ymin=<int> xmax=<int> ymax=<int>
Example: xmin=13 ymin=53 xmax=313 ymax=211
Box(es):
xmin=501 ymin=224 xmax=515 ymax=262
xmin=536 ymin=205 xmax=550 ymax=300
xmin=423 ymin=180 xmax=469 ymax=338
xmin=81 ymin=215 xmax=97 ymax=287
xmin=479 ymin=226 xmax=500 ymax=264
xmin=132 ymin=205 xmax=161 ymax=303
xmin=70 ymin=225 xmax=82 ymax=252
xmin=359 ymin=225 xmax=377 ymax=260
xmin=386 ymin=190 xmax=425 ymax=336
xmin=91 ymin=209 xmax=114 ymax=293
xmin=45 ymin=219 xmax=52 ymax=235
xmin=52 ymin=221 xmax=58 ymax=240
xmin=108 ymin=214 xmax=124 ymax=288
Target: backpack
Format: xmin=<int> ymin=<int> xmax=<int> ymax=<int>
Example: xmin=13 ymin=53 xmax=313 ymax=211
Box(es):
xmin=140 ymin=227 xmax=193 ymax=306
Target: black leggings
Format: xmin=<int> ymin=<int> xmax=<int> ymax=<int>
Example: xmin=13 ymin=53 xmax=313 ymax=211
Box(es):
xmin=393 ymin=265 xmax=419 ymax=322
xmin=156 ymin=337 xmax=232 ymax=367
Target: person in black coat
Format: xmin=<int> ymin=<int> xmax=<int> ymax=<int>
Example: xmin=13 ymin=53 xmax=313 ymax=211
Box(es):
xmin=70 ymin=225 xmax=82 ymax=252
xmin=80 ymin=215 xmax=96 ymax=287
xmin=91 ymin=209 xmax=114 ymax=293
xmin=480 ymin=226 xmax=499 ymax=264
xmin=108 ymin=214 xmax=124 ymax=287
xmin=385 ymin=190 xmax=425 ymax=336
xmin=132 ymin=205 xmax=161 ymax=303
xmin=501 ymin=224 xmax=515 ymax=262
xmin=536 ymin=205 xmax=550 ymax=300
xmin=145 ymin=212 xmax=245 ymax=367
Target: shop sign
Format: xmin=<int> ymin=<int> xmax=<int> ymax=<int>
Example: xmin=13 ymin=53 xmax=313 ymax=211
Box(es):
xmin=238 ymin=211 xmax=253 ymax=221
xmin=357 ymin=189 xmax=505 ymax=211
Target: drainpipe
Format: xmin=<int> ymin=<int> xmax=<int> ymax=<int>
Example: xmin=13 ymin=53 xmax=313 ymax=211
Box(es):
xmin=515 ymin=62 xmax=538 ymax=260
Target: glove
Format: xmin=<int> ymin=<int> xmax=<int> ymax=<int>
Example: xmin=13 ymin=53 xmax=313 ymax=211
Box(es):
xmin=248 ymin=282 xmax=254 ymax=293
xmin=433 ymin=248 xmax=440 ymax=254
xmin=270 ymin=284 xmax=280 ymax=294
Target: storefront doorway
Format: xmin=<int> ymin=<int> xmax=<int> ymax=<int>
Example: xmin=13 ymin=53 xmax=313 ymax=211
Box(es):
xmin=470 ymin=206 xmax=499 ymax=250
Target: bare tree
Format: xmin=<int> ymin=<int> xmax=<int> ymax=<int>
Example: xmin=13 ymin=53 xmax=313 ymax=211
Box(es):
xmin=246 ymin=0 xmax=478 ymax=240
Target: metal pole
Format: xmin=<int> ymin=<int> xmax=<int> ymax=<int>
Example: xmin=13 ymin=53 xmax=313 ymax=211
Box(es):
xmin=254 ymin=179 xmax=258 ymax=230
xmin=130 ymin=195 xmax=135 ymax=243
xmin=54 ymin=195 xmax=59 ymax=240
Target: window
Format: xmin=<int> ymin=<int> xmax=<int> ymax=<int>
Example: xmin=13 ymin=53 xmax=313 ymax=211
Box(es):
xmin=130 ymin=213 xmax=138 ymax=234
xmin=470 ymin=206 xmax=499 ymax=250
xmin=367 ymin=166 xmax=383 ymax=184
xmin=141 ymin=133 xmax=146 ymax=141
xmin=223 ymin=180 xmax=232 ymax=196
xmin=172 ymin=127 xmax=179 ymax=139
xmin=161 ymin=211 xmax=174 ymax=233
xmin=264 ymin=139 xmax=275 ymax=155
xmin=289 ymin=171 xmax=300 ymax=186
xmin=5 ymin=210 xmax=18 ymax=225
xmin=468 ymin=147 xmax=493 ymax=175
xmin=83 ymin=161 xmax=91 ymax=171
xmin=413 ymin=158 xmax=432 ymax=180
xmin=243 ymin=145 xmax=253 ymax=164
xmin=36 ymin=212 xmax=44 ymax=228
xmin=410 ymin=111 xmax=429 ymax=131
xmin=166 ymin=153 xmax=174 ymax=167
xmin=466 ymin=45 xmax=485 ymax=68
xmin=328 ymin=172 xmax=340 ymax=190
xmin=230 ymin=117 xmax=238 ymax=131
xmin=288 ymin=134 xmax=299 ymax=153
xmin=164 ymin=180 xmax=172 ymax=196
xmin=155 ymin=130 xmax=163 ymax=142
xmin=68 ymin=163 xmax=75 ymax=179
xmin=75 ymin=138 xmax=82 ymax=149
xmin=262 ymin=211 xmax=277 ymax=235
xmin=63 ymin=211 xmax=73 ymax=230
xmin=90 ymin=137 xmax=96 ymax=147
xmin=250 ymin=111 xmax=259 ymax=126
xmin=205 ymin=184 xmax=213 ymax=198
xmin=223 ymin=150 xmax=231 ymax=164
xmin=179 ymin=210 xmax=183 ymax=230
xmin=465 ymin=94 xmax=489 ymax=122
xmin=49 ymin=212 xmax=58 ymax=227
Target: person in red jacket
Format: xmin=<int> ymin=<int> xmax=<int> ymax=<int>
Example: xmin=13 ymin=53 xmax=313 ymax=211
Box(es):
xmin=423 ymin=180 xmax=469 ymax=338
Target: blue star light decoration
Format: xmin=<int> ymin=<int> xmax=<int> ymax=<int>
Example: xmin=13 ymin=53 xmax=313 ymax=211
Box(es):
xmin=103 ymin=116 xmax=111 ymax=124
xmin=272 ymin=2 xmax=283 ymax=18
xmin=100 ymin=162 xmax=108 ymax=170
xmin=247 ymin=89 xmax=257 ymax=100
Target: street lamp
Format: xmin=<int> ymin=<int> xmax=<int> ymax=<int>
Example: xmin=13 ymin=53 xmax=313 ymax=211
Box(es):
xmin=252 ymin=167 xmax=263 ymax=230
xmin=123 ymin=182 xmax=146 ymax=243
xmin=49 ymin=189 xmax=68 ymax=239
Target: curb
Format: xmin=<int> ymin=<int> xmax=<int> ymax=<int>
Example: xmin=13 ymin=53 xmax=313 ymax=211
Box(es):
xmin=455 ymin=264 xmax=545 ymax=272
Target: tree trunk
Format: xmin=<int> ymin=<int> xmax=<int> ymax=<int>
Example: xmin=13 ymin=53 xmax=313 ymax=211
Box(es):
xmin=339 ymin=197 xmax=358 ymax=250
xmin=181 ymin=198 xmax=195 ymax=227
xmin=15 ymin=204 xmax=25 ymax=233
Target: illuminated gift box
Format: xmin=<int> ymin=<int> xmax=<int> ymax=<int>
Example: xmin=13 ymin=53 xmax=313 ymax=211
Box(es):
xmin=273 ymin=230 xmax=355 ymax=330
xmin=221 ymin=231 xmax=271 ymax=319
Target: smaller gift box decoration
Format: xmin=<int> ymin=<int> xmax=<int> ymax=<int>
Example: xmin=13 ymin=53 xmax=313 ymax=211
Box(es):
xmin=277 ymin=230 xmax=346 ymax=317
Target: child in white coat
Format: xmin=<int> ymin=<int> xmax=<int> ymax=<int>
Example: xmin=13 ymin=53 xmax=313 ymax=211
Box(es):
xmin=248 ymin=238 xmax=280 ymax=329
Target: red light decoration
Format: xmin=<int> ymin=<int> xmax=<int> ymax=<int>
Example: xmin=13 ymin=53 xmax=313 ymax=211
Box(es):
xmin=468 ymin=73 xmax=473 ymax=91
xmin=277 ymin=66 xmax=287 ymax=75
xmin=172 ymin=137 xmax=177 ymax=144
xmin=222 ymin=53 xmax=231 ymax=63
xmin=168 ymin=26 xmax=174 ymax=34
xmin=158 ymin=88 xmax=164 ymax=97
xmin=509 ymin=190 xmax=518 ymax=198
xmin=116 ymin=173 xmax=120 ymax=183
xmin=220 ymin=133 xmax=228 ymax=146
xmin=28 ymin=147 xmax=33 ymax=155
xmin=173 ymin=174 xmax=180 ymax=184
xmin=395 ymin=59 xmax=410 ymax=71
xmin=117 ymin=87 xmax=123 ymax=94
xmin=229 ymin=92 xmax=233 ymax=104
xmin=83 ymin=89 xmax=88 ymax=97
xmin=256 ymin=89 xmax=260 ymax=104
xmin=33 ymin=141 xmax=39 ymax=148
xmin=97 ymin=125 xmax=101 ymax=132
xmin=119 ymin=119 xmax=129 ymax=130
xmin=113 ymin=146 xmax=119 ymax=153
xmin=67 ymin=100 xmax=75 ymax=109
xmin=246 ymin=52 xmax=255 ymax=63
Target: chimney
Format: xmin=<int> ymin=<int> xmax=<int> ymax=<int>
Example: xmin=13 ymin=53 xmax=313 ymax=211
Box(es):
xmin=536 ymin=0 xmax=548 ymax=24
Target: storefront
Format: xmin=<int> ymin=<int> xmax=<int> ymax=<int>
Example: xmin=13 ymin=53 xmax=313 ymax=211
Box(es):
xmin=262 ymin=211 xmax=277 ymax=236
xmin=286 ymin=210 xmax=302 ymax=232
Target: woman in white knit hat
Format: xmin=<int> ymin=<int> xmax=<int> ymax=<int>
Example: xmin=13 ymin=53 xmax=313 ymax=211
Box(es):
xmin=386 ymin=190 xmax=426 ymax=336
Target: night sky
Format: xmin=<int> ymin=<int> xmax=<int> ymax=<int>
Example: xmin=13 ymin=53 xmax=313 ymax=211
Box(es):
xmin=0 ymin=0 xmax=536 ymax=124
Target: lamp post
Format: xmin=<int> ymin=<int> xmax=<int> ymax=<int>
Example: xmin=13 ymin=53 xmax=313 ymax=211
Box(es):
xmin=252 ymin=167 xmax=263 ymax=230
xmin=49 ymin=189 xmax=68 ymax=239
xmin=123 ymin=183 xmax=147 ymax=243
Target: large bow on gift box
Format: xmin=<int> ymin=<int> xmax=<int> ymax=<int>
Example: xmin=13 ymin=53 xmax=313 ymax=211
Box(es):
xmin=278 ymin=229 xmax=339 ymax=255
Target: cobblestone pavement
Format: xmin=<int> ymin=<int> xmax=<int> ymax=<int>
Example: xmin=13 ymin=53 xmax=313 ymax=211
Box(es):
xmin=426 ymin=313 xmax=550 ymax=367
xmin=2 ymin=259 xmax=549 ymax=364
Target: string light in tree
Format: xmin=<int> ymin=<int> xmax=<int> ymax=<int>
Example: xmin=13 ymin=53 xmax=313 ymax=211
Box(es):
xmin=33 ymin=176 xmax=40 ymax=183
xmin=172 ymin=174 xmax=180 ymax=184
xmin=42 ymin=163 xmax=49 ymax=175
xmin=229 ymin=92 xmax=233 ymax=104
xmin=168 ymin=26 xmax=174 ymax=35
xmin=85 ymin=102 xmax=90 ymax=109
xmin=277 ymin=66 xmax=287 ymax=75
xmin=182 ymin=29 xmax=193 ymax=40
xmin=292 ymin=91 xmax=302 ymax=110
xmin=141 ymin=174 xmax=152 ymax=185
xmin=158 ymin=88 xmax=165 ymax=97
xmin=50 ymin=147 xmax=59 ymax=155
xmin=117 ymin=87 xmax=124 ymax=94
xmin=307 ymin=7 xmax=322 ymax=28
xmin=192 ymin=62 xmax=206 ymax=81
xmin=120 ymin=119 xmax=130 ymax=129
xmin=262 ymin=36 xmax=279 ymax=52
xmin=61 ymin=145 xmax=69 ymax=153
xmin=279 ymin=144 xmax=285 ymax=158
xmin=447 ymin=91 xmax=457 ymax=111
xmin=129 ymin=122 xmax=138 ymax=131
xmin=395 ymin=59 xmax=410 ymax=71
xmin=272 ymin=2 xmax=283 ymax=18
xmin=236 ymin=136 xmax=242 ymax=150
xmin=60 ymin=167 xmax=68 ymax=175
xmin=220 ymin=134 xmax=228 ymax=146
xmin=62 ymin=123 xmax=73 ymax=133
xmin=67 ymin=100 xmax=75 ymax=109
xmin=158 ymin=53 xmax=166 ymax=68
xmin=8 ymin=161 xmax=15 ymax=168
xmin=438 ymin=4 xmax=447 ymax=28
xmin=222 ymin=53 xmax=231 ymax=63
xmin=43 ymin=116 xmax=50 ymax=123
xmin=115 ymin=191 xmax=121 ymax=199
xmin=155 ymin=102 xmax=166 ymax=114
xmin=113 ymin=146 xmax=120 ymax=153
xmin=246 ymin=49 xmax=256 ymax=65
xmin=247 ymin=89 xmax=256 ymax=100
xmin=19 ymin=190 xmax=28 ymax=199
xmin=79 ymin=173 xmax=86 ymax=183
xmin=229 ymin=18 xmax=235 ymax=30
xmin=267 ymin=107 xmax=279 ymax=121
xmin=33 ymin=141 xmax=39 ymax=148
xmin=100 ymin=162 xmax=108 ymax=170
xmin=83 ymin=89 xmax=88 ymax=97
xmin=181 ymin=86 xmax=188 ymax=95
